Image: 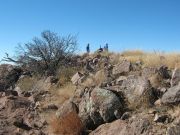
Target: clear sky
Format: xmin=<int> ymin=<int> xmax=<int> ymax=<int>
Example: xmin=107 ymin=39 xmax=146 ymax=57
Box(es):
xmin=0 ymin=0 xmax=180 ymax=60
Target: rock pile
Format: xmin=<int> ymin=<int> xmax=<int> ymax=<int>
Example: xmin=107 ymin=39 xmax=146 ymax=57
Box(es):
xmin=58 ymin=53 xmax=180 ymax=134
xmin=1 ymin=52 xmax=180 ymax=135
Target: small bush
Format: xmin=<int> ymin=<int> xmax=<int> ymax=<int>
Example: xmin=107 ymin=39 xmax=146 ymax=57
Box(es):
xmin=16 ymin=76 xmax=39 ymax=92
xmin=51 ymin=111 xmax=83 ymax=135
xmin=57 ymin=67 xmax=81 ymax=85
xmin=3 ymin=30 xmax=77 ymax=76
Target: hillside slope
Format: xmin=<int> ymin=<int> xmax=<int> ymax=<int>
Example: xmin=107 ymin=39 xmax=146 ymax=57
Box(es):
xmin=0 ymin=51 xmax=180 ymax=135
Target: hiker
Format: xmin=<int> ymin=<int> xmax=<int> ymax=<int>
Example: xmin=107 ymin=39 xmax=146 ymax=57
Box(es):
xmin=104 ymin=43 xmax=108 ymax=51
xmin=98 ymin=45 xmax=103 ymax=52
xmin=105 ymin=43 xmax=108 ymax=51
xmin=86 ymin=43 xmax=90 ymax=53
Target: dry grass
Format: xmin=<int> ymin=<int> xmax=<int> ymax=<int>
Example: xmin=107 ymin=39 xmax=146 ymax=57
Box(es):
xmin=121 ymin=50 xmax=145 ymax=57
xmin=82 ymin=70 xmax=106 ymax=87
xmin=92 ymin=50 xmax=111 ymax=57
xmin=149 ymin=73 xmax=164 ymax=88
xmin=142 ymin=53 xmax=180 ymax=69
xmin=110 ymin=50 xmax=180 ymax=69
xmin=167 ymin=105 xmax=180 ymax=118
xmin=50 ymin=111 xmax=83 ymax=135
xmin=57 ymin=67 xmax=82 ymax=86
xmin=49 ymin=83 xmax=76 ymax=105
xmin=57 ymin=83 xmax=76 ymax=103
xmin=42 ymin=84 xmax=78 ymax=134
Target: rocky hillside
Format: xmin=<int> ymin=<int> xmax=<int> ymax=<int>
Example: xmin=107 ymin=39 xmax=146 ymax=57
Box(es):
xmin=0 ymin=51 xmax=180 ymax=135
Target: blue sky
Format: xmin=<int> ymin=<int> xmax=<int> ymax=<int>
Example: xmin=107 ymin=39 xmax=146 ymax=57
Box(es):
xmin=0 ymin=0 xmax=180 ymax=60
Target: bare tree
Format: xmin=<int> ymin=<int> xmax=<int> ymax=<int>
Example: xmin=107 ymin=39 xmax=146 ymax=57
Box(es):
xmin=2 ymin=30 xmax=78 ymax=75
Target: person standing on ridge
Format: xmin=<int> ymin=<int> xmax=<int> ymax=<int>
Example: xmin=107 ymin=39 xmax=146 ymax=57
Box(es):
xmin=98 ymin=45 xmax=103 ymax=52
xmin=105 ymin=43 xmax=108 ymax=51
xmin=104 ymin=43 xmax=108 ymax=51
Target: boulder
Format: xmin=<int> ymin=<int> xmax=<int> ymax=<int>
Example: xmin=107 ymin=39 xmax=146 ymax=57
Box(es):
xmin=171 ymin=68 xmax=180 ymax=87
xmin=142 ymin=67 xmax=157 ymax=78
xmin=56 ymin=100 xmax=78 ymax=118
xmin=112 ymin=60 xmax=131 ymax=76
xmin=158 ymin=65 xmax=171 ymax=79
xmin=90 ymin=118 xmax=151 ymax=135
xmin=161 ymin=84 xmax=180 ymax=104
xmin=121 ymin=75 xmax=155 ymax=107
xmin=71 ymin=72 xmax=85 ymax=85
xmin=89 ymin=119 xmax=128 ymax=135
xmin=142 ymin=66 xmax=170 ymax=78
xmin=0 ymin=95 xmax=45 ymax=134
xmin=78 ymin=87 xmax=123 ymax=129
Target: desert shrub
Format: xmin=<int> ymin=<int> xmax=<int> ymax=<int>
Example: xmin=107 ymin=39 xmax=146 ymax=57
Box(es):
xmin=16 ymin=76 xmax=39 ymax=92
xmin=16 ymin=75 xmax=52 ymax=92
xmin=2 ymin=30 xmax=77 ymax=76
xmin=57 ymin=66 xmax=82 ymax=85
xmin=51 ymin=111 xmax=83 ymax=135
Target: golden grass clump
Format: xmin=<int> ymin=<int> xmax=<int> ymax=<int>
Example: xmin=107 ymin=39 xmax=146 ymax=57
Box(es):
xmin=142 ymin=53 xmax=180 ymax=69
xmin=167 ymin=105 xmax=180 ymax=119
xmin=50 ymin=83 xmax=76 ymax=105
xmin=50 ymin=111 xmax=83 ymax=135
xmin=110 ymin=50 xmax=144 ymax=64
xmin=121 ymin=50 xmax=145 ymax=57
xmin=57 ymin=83 xmax=76 ymax=101
xmin=57 ymin=67 xmax=82 ymax=85
xmin=82 ymin=70 xmax=106 ymax=87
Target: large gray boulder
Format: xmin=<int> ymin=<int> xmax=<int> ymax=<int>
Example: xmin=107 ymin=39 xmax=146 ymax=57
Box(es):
xmin=142 ymin=67 xmax=157 ymax=78
xmin=161 ymin=84 xmax=180 ymax=104
xmin=171 ymin=68 xmax=180 ymax=87
xmin=142 ymin=66 xmax=170 ymax=79
xmin=78 ymin=87 xmax=123 ymax=129
xmin=120 ymin=75 xmax=155 ymax=107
